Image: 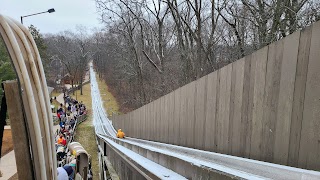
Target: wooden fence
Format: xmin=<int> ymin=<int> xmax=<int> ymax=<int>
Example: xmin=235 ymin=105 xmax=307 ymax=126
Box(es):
xmin=112 ymin=21 xmax=320 ymax=171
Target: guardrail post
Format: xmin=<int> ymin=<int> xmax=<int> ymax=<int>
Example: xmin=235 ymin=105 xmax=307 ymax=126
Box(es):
xmin=3 ymin=80 xmax=34 ymax=179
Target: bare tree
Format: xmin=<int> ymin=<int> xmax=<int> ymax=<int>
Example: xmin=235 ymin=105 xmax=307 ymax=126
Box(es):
xmin=45 ymin=29 xmax=90 ymax=95
xmin=96 ymin=0 xmax=148 ymax=105
xmin=91 ymin=0 xmax=320 ymax=111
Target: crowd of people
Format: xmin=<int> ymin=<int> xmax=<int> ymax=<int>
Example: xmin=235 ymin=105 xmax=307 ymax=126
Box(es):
xmin=64 ymin=95 xmax=87 ymax=116
xmin=53 ymin=94 xmax=88 ymax=180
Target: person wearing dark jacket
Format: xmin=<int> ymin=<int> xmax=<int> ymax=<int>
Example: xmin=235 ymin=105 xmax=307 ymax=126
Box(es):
xmin=0 ymin=83 xmax=7 ymax=157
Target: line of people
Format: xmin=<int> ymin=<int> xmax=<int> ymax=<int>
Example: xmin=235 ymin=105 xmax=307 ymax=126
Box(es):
xmin=55 ymin=95 xmax=87 ymax=180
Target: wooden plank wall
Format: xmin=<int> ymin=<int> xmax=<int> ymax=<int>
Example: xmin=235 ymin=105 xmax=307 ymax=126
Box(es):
xmin=111 ymin=21 xmax=320 ymax=171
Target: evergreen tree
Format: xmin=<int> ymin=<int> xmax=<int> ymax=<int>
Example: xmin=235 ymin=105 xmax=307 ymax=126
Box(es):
xmin=28 ymin=25 xmax=49 ymax=73
xmin=0 ymin=37 xmax=16 ymax=104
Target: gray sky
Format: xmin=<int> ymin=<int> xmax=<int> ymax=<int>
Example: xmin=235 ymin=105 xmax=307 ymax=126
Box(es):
xmin=0 ymin=0 xmax=103 ymax=34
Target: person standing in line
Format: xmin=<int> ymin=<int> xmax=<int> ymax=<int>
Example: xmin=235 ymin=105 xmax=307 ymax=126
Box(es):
xmin=57 ymin=167 xmax=68 ymax=180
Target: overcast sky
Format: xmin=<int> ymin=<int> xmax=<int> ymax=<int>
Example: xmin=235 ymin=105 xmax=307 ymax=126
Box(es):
xmin=0 ymin=0 xmax=103 ymax=34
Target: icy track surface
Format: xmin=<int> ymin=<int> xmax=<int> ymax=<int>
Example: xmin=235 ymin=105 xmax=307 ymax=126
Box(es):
xmin=90 ymin=63 xmax=320 ymax=180
xmin=90 ymin=64 xmax=187 ymax=179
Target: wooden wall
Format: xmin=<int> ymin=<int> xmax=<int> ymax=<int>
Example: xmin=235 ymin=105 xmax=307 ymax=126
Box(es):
xmin=111 ymin=21 xmax=320 ymax=171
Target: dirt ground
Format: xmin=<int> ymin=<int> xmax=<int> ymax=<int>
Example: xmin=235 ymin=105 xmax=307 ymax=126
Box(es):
xmin=0 ymin=129 xmax=14 ymax=178
xmin=1 ymin=129 xmax=13 ymax=157
xmin=8 ymin=173 xmax=18 ymax=180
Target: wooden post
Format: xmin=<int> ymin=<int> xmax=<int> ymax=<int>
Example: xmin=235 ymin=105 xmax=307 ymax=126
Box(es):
xmin=83 ymin=166 xmax=88 ymax=180
xmin=3 ymin=80 xmax=34 ymax=180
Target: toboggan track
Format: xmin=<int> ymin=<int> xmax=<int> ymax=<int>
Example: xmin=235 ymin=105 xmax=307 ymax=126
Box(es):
xmin=90 ymin=65 xmax=320 ymax=180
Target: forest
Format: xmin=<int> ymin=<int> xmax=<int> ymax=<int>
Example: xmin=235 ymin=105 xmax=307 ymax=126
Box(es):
xmin=1 ymin=0 xmax=320 ymax=112
xmin=92 ymin=0 xmax=320 ymax=112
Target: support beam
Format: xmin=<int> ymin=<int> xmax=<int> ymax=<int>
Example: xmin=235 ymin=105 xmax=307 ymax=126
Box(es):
xmin=3 ymin=80 xmax=34 ymax=180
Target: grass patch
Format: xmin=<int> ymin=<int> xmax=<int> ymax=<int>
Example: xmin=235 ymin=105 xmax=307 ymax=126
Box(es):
xmin=52 ymin=99 xmax=61 ymax=109
xmin=71 ymin=84 xmax=92 ymax=111
xmin=71 ymin=83 xmax=99 ymax=180
xmin=97 ymin=77 xmax=121 ymax=117
xmin=74 ymin=117 xmax=98 ymax=180
xmin=51 ymin=90 xmax=60 ymax=98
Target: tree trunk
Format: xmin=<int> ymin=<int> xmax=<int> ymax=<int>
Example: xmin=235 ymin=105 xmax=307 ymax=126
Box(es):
xmin=71 ymin=79 xmax=74 ymax=95
xmin=80 ymin=74 xmax=83 ymax=95
xmin=168 ymin=0 xmax=192 ymax=83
